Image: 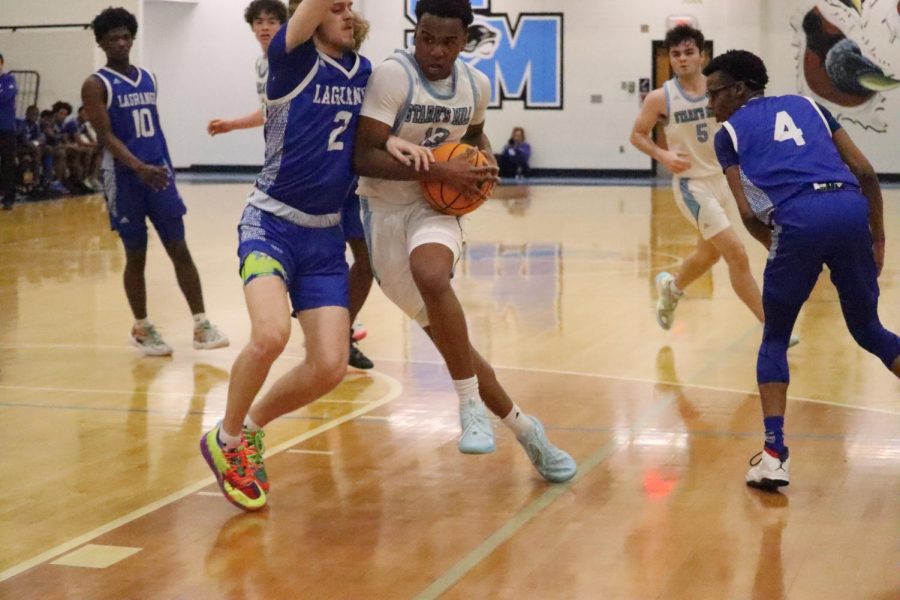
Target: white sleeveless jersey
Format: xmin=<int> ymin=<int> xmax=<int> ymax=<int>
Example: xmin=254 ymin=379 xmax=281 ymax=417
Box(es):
xmin=663 ymin=78 xmax=721 ymax=179
xmin=357 ymin=51 xmax=489 ymax=206
xmin=256 ymin=55 xmax=268 ymax=116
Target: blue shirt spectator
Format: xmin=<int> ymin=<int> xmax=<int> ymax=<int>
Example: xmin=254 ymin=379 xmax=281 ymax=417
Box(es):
xmin=0 ymin=62 xmax=17 ymax=132
xmin=497 ymin=126 xmax=531 ymax=178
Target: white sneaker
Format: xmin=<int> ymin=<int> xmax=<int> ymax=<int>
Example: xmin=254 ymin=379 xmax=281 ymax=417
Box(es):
xmin=517 ymin=417 xmax=577 ymax=483
xmin=458 ymin=397 xmax=496 ymax=454
xmin=788 ymin=334 xmax=800 ymax=348
xmin=130 ymin=323 xmax=173 ymax=357
xmin=655 ymin=272 xmax=682 ymax=331
xmin=193 ymin=320 xmax=229 ymax=350
xmin=746 ymin=448 xmax=790 ymax=491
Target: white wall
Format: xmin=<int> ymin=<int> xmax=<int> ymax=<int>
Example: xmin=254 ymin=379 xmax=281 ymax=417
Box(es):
xmin=2 ymin=0 xmax=898 ymax=174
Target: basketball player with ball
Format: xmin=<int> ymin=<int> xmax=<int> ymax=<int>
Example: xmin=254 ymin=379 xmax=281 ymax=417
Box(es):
xmin=354 ymin=0 xmax=576 ymax=482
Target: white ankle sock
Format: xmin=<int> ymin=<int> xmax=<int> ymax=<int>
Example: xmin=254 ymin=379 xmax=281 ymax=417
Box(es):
xmin=135 ymin=317 xmax=150 ymax=329
xmin=452 ymin=376 xmax=479 ymax=404
xmin=218 ymin=425 xmax=241 ymax=450
xmin=192 ymin=312 xmax=207 ymax=327
xmin=501 ymin=403 xmax=534 ymax=438
xmin=243 ymin=415 xmax=261 ymax=432
xmin=670 ymin=280 xmax=684 ymax=296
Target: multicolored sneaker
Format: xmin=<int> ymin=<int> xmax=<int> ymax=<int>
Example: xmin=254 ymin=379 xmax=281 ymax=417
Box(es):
xmin=243 ymin=427 xmax=269 ymax=492
xmin=193 ymin=320 xmax=229 ymax=350
xmin=130 ymin=322 xmax=173 ymax=357
xmin=351 ymin=321 xmax=367 ymax=342
xmin=655 ymin=272 xmax=682 ymax=331
xmin=200 ymin=424 xmax=267 ymax=511
xmin=458 ymin=397 xmax=496 ymax=454
xmin=516 ymin=416 xmax=577 ymax=483
xmin=746 ymin=447 xmax=790 ymax=491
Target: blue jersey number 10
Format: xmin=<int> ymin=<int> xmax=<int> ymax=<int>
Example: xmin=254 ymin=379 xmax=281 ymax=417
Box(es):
xmin=132 ymin=108 xmax=155 ymax=139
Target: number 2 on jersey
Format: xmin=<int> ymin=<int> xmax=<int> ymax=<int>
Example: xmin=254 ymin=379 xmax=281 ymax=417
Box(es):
xmin=328 ymin=111 xmax=352 ymax=151
xmin=773 ymin=111 xmax=806 ymax=146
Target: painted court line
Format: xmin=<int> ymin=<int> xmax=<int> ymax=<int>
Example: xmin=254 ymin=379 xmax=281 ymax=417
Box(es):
xmin=0 ymin=370 xmax=403 ymax=583
xmin=413 ymin=371 xmax=686 ymax=600
xmin=286 ymin=449 xmax=334 ymax=455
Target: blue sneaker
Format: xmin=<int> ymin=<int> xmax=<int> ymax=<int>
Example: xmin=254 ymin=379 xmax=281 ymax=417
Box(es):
xmin=458 ymin=397 xmax=496 ymax=454
xmin=517 ymin=417 xmax=577 ymax=483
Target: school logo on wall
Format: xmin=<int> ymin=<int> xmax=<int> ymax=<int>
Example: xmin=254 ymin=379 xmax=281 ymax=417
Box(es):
xmin=404 ymin=0 xmax=564 ymax=109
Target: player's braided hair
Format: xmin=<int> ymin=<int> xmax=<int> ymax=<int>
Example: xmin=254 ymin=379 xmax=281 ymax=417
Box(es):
xmin=415 ymin=0 xmax=474 ymax=28
xmin=91 ymin=7 xmax=138 ymax=43
xmin=244 ymin=0 xmax=288 ymax=25
xmin=664 ymin=24 xmax=704 ymax=50
xmin=703 ymin=49 xmax=769 ymax=92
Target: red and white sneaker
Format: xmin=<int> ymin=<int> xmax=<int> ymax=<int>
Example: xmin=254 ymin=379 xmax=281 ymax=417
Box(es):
xmin=746 ymin=447 xmax=790 ymax=491
xmin=351 ymin=321 xmax=367 ymax=342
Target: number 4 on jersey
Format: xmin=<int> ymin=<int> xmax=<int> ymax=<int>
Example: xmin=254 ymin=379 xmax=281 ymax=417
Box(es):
xmin=774 ymin=111 xmax=805 ymax=146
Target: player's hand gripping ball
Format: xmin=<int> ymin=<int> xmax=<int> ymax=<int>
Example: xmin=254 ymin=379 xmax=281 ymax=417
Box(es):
xmin=421 ymin=143 xmax=495 ymax=216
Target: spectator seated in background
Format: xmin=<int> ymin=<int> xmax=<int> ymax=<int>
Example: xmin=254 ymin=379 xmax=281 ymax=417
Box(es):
xmin=496 ymin=126 xmax=531 ymax=179
xmin=63 ymin=105 xmax=102 ymax=189
xmin=16 ymin=105 xmax=44 ymax=193
xmin=40 ymin=107 xmax=72 ymax=195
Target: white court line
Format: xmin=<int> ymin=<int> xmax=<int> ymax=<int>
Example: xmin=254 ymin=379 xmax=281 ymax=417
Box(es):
xmin=286 ymin=449 xmax=334 ymax=455
xmin=0 ymin=370 xmax=403 ymax=583
xmin=195 ymin=492 xmax=221 ymax=497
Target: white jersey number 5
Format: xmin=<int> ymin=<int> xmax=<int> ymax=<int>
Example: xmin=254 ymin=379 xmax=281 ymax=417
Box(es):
xmin=773 ymin=111 xmax=806 ymax=147
xmin=328 ymin=111 xmax=353 ymax=151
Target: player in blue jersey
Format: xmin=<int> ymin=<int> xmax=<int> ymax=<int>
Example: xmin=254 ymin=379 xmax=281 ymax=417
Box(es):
xmin=704 ymin=50 xmax=900 ymax=491
xmin=199 ymin=0 xmax=428 ymax=511
xmin=208 ymin=0 xmax=376 ymax=370
xmin=82 ymin=7 xmax=228 ymax=357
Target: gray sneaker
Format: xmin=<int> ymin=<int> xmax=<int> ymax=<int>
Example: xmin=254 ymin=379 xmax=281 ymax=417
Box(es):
xmin=458 ymin=397 xmax=496 ymax=454
xmin=517 ymin=416 xmax=576 ymax=483
xmin=655 ymin=271 xmax=682 ymax=331
xmin=193 ymin=320 xmax=229 ymax=350
xmin=130 ymin=323 xmax=173 ymax=357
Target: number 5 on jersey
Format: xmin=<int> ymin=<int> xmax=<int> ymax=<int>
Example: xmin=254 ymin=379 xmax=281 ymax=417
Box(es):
xmin=774 ymin=111 xmax=805 ymax=146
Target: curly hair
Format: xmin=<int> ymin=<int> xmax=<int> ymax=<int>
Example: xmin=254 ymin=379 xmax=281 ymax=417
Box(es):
xmin=703 ymin=49 xmax=769 ymax=91
xmin=352 ymin=12 xmax=370 ymax=52
xmin=664 ymin=24 xmax=704 ymax=50
xmin=244 ymin=0 xmax=288 ymax=25
xmin=415 ymin=0 xmax=474 ymax=28
xmin=91 ymin=7 xmax=138 ymax=43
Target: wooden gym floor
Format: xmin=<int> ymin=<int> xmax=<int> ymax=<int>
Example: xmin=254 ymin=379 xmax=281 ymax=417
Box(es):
xmin=0 ymin=183 xmax=897 ymax=599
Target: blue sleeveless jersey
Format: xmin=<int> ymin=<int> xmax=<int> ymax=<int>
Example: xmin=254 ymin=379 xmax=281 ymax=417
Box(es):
xmin=93 ymin=66 xmax=172 ymax=166
xmin=714 ymin=95 xmax=858 ymax=210
xmin=254 ymin=27 xmax=371 ymax=215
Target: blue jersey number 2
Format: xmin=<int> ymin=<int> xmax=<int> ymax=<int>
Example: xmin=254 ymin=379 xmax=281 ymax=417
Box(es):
xmin=327 ymin=111 xmax=352 ymax=151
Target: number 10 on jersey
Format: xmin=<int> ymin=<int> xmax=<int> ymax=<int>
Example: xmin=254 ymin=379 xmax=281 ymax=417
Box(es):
xmin=132 ymin=108 xmax=155 ymax=139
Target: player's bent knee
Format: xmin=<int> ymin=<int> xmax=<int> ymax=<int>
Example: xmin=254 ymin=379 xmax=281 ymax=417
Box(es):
xmin=248 ymin=328 xmax=289 ymax=363
xmin=757 ymin=338 xmax=790 ymax=384
xmin=848 ymin=320 xmax=900 ymax=368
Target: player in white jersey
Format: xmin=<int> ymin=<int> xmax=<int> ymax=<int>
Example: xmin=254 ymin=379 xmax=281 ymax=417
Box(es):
xmin=630 ymin=25 xmax=796 ymax=344
xmin=207 ymin=0 xmax=286 ymax=135
xmin=354 ymin=0 xmax=576 ymax=483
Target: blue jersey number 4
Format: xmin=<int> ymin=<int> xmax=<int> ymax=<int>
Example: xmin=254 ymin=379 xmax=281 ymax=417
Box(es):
xmin=774 ymin=111 xmax=806 ymax=146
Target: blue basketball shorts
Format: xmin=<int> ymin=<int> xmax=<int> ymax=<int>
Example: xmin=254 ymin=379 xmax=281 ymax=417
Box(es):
xmin=101 ymin=162 xmax=186 ymax=251
xmin=342 ymin=188 xmax=365 ymax=241
xmin=237 ymin=204 xmax=349 ymax=314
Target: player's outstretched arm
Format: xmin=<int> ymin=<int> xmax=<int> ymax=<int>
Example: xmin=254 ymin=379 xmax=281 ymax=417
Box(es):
xmin=81 ymin=75 xmax=168 ymax=191
xmin=285 ymin=0 xmax=335 ymax=53
xmin=832 ymin=128 xmax=885 ymax=275
xmin=724 ymin=165 xmax=771 ymax=249
xmin=208 ymin=109 xmax=265 ymax=136
xmin=630 ymin=88 xmax=691 ymax=173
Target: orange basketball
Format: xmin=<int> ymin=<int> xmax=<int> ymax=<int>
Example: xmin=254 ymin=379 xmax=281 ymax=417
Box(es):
xmin=421 ymin=143 xmax=495 ymax=216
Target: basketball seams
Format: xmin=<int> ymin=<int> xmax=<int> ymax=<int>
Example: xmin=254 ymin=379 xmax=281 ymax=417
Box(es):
xmin=421 ymin=142 xmax=492 ymax=216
